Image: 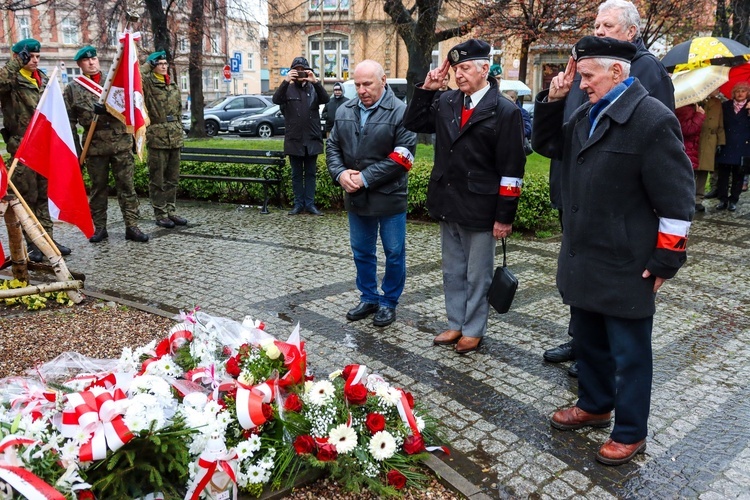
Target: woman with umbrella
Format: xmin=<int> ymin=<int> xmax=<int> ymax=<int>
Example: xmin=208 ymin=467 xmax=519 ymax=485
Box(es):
xmin=715 ymin=82 xmax=750 ymax=211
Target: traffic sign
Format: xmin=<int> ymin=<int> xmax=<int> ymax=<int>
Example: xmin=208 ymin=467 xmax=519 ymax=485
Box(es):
xmin=222 ymin=65 xmax=231 ymax=82
xmin=230 ymin=57 xmax=241 ymax=74
xmin=233 ymin=51 xmax=242 ymax=66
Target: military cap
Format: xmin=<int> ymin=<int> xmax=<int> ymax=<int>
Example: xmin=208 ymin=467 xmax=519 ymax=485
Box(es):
xmin=147 ymin=50 xmax=167 ymax=63
xmin=74 ymin=45 xmax=97 ymax=61
xmin=12 ymin=38 xmax=41 ymax=53
xmin=489 ymin=64 xmax=503 ymax=77
xmin=290 ymin=56 xmax=313 ymax=70
xmin=447 ymin=39 xmax=491 ymax=66
xmin=572 ymin=36 xmax=637 ymax=63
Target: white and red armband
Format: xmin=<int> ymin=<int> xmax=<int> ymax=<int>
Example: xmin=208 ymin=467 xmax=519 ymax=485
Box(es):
xmin=498 ymin=176 xmax=523 ymax=197
xmin=656 ymin=217 xmax=690 ymax=251
xmin=388 ymin=147 xmax=414 ymax=171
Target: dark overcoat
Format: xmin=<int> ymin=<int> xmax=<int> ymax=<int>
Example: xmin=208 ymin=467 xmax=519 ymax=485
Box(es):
xmin=272 ymin=79 xmax=329 ymax=156
xmin=715 ymin=99 xmax=750 ymax=166
xmin=532 ymin=80 xmax=694 ymax=319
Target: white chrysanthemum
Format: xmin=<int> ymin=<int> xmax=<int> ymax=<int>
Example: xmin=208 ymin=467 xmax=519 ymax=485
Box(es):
xmin=204 ymin=400 xmax=223 ymax=416
xmin=235 ymin=440 xmax=256 ymax=460
xmin=235 ymin=470 xmax=250 ymax=488
xmin=144 ymin=355 xmax=184 ymax=378
xmin=129 ymin=375 xmax=173 ymax=400
xmin=328 ymin=424 xmax=358 ymax=454
xmin=328 ymin=369 xmax=342 ymax=380
xmin=307 ymin=380 xmax=335 ymax=406
xmin=71 ymin=427 xmax=91 ymax=446
xmin=415 ymin=415 xmax=425 ymax=433
xmin=59 ymin=441 xmax=80 ymax=462
xmin=246 ymin=434 xmax=262 ymax=452
xmin=244 ymin=464 xmax=267 ymax=484
xmin=369 ymin=430 xmax=397 ymax=461
xmin=258 ymin=455 xmax=274 ymax=470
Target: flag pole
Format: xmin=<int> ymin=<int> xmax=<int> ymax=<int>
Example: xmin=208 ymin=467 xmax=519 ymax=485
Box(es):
xmin=6 ymin=178 xmax=59 ymax=256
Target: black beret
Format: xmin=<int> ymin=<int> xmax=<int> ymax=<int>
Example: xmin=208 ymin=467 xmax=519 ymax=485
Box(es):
xmin=572 ymin=36 xmax=637 ymax=63
xmin=448 ymin=39 xmax=491 ymax=66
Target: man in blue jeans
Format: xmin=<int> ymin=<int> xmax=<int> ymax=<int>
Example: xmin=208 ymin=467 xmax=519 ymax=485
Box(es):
xmin=326 ymin=60 xmax=416 ymax=327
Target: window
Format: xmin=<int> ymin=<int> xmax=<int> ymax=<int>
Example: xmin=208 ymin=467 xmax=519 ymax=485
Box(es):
xmin=211 ymin=34 xmax=221 ymax=54
xmin=18 ymin=16 xmax=31 ymax=40
xmin=180 ymin=71 xmax=188 ymax=91
xmin=245 ymin=97 xmax=265 ymax=107
xmin=431 ymin=44 xmax=439 ymax=70
xmin=243 ymin=83 xmax=248 ymax=94
xmin=108 ymin=26 xmax=119 ymax=47
xmin=226 ymin=98 xmax=245 ymax=110
xmin=308 ymin=35 xmax=349 ymax=79
xmin=66 ymin=67 xmax=81 ymax=78
xmin=247 ymin=53 xmax=254 ymax=70
xmin=213 ymin=70 xmax=220 ymax=90
xmin=61 ymin=17 xmax=79 ymax=45
xmin=309 ymin=0 xmax=350 ymax=11
xmin=178 ymin=38 xmax=188 ymax=53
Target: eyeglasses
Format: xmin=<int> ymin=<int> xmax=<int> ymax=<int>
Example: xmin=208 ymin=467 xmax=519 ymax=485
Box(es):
xmin=155 ymin=62 xmax=168 ymax=66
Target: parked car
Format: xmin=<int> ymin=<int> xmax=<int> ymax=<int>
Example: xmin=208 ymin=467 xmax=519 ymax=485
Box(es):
xmin=228 ymin=105 xmax=286 ymax=138
xmin=340 ymin=78 xmax=408 ymax=103
xmin=182 ymin=94 xmax=274 ymax=136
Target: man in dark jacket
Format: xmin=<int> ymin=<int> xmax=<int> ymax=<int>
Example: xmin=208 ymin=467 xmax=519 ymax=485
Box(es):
xmin=404 ymin=39 xmax=525 ymax=354
xmin=533 ymin=36 xmax=694 ymax=465
xmin=327 ymin=60 xmax=416 ymax=328
xmin=273 ymin=56 xmax=329 ymax=215
xmin=543 ymin=0 xmax=675 ymax=374
xmin=322 ymin=82 xmax=348 ymax=136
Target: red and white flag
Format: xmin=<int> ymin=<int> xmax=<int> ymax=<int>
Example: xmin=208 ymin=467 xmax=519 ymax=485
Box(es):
xmin=0 ymin=156 xmax=6 ymax=263
xmin=14 ymin=69 xmax=95 ymax=239
xmin=104 ymin=31 xmax=149 ymax=160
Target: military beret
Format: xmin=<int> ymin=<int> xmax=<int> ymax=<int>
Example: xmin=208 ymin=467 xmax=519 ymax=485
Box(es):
xmin=147 ymin=51 xmax=167 ymax=63
xmin=12 ymin=38 xmax=41 ymax=53
xmin=489 ymin=64 xmax=503 ymax=77
xmin=74 ymin=45 xmax=97 ymax=61
xmin=447 ymin=39 xmax=491 ymax=66
xmin=572 ymin=36 xmax=637 ymax=63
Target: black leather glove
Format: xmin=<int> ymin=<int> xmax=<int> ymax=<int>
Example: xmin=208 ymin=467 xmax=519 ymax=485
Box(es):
xmin=93 ymin=103 xmax=107 ymax=115
xmin=18 ymin=47 xmax=31 ymax=66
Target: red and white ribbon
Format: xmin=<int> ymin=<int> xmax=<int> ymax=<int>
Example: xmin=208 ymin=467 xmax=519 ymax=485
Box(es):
xmin=235 ymin=381 xmax=275 ymax=430
xmin=395 ymin=389 xmax=450 ymax=455
xmin=185 ymin=441 xmax=238 ymax=500
xmin=187 ymin=365 xmax=235 ymax=400
xmin=10 ymin=381 xmax=56 ymax=418
xmin=0 ymin=435 xmax=65 ymax=500
xmin=276 ymin=324 xmax=307 ymax=387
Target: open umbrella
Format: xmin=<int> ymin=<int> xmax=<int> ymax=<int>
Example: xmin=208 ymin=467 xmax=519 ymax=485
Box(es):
xmin=672 ymin=66 xmax=730 ymax=108
xmin=499 ymin=79 xmax=531 ymax=96
xmin=661 ymin=36 xmax=750 ymax=73
xmin=719 ymin=62 xmax=750 ymax=98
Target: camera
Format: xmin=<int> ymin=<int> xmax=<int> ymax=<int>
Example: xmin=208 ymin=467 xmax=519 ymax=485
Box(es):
xmin=296 ymin=70 xmax=307 ymax=79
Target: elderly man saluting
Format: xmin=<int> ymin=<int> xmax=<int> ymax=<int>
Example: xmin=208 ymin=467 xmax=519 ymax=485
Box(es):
xmin=532 ymin=36 xmax=694 ymax=465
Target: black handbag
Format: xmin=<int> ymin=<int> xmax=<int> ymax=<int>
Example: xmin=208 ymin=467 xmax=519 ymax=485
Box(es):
xmin=741 ymin=157 xmax=750 ymax=176
xmin=487 ymin=238 xmax=518 ymax=314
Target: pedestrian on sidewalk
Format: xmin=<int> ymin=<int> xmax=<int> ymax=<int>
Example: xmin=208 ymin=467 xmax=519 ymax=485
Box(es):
xmin=533 ymin=36 xmax=694 ymax=465
xmin=273 ymin=56 xmax=329 ymax=215
xmin=327 ymin=60 xmax=416 ymax=328
xmin=695 ymin=92 xmax=724 ymax=210
xmin=64 ymin=45 xmax=148 ymax=243
xmin=714 ymin=82 xmax=750 ymax=212
xmin=322 ymin=82 xmax=348 ymax=138
xmin=403 ymin=39 xmax=525 ymax=354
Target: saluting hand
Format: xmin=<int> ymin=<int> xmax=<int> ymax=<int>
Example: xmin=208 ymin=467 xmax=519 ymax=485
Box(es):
xmin=548 ymin=56 xmax=576 ymax=102
xmin=423 ymin=58 xmax=451 ymax=91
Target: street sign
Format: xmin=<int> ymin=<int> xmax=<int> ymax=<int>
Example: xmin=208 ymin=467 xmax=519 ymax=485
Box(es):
xmin=280 ymin=68 xmax=290 ymax=76
xmin=61 ymin=73 xmax=68 ymax=84
xmin=233 ymin=51 xmax=242 ymax=66
xmin=222 ymin=65 xmax=231 ymax=82
xmin=230 ymin=57 xmax=241 ymax=74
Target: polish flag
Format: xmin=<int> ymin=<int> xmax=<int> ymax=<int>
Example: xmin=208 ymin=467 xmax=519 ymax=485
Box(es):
xmin=0 ymin=156 xmax=6 ymax=263
xmin=14 ymin=68 xmax=94 ymax=238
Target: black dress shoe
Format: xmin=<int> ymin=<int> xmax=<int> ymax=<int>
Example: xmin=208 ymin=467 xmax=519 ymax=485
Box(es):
xmin=695 ymin=203 xmax=705 ymax=212
xmin=53 ymin=240 xmax=71 ymax=255
xmin=346 ymin=302 xmax=379 ymax=321
xmin=288 ymin=206 xmax=304 ymax=215
xmin=543 ymin=340 xmax=575 ymax=363
xmin=728 ymin=202 xmax=737 ymax=212
xmin=155 ymin=218 xmax=176 ymax=228
xmin=705 ymin=188 xmax=718 ymax=199
xmin=27 ymin=246 xmax=44 ymax=263
xmin=306 ymin=205 xmax=324 ymax=216
xmin=89 ymin=228 xmax=109 ymax=243
xmin=168 ymin=214 xmax=188 ymax=225
xmin=568 ymin=362 xmax=579 ymax=378
xmin=372 ymin=307 xmax=396 ymax=327
xmin=716 ymin=201 xmax=728 ymax=210
xmin=125 ymin=226 xmax=149 ymax=242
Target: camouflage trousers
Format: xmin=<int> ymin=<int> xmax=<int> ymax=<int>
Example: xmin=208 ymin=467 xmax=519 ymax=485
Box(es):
xmin=11 ymin=161 xmax=53 ymax=241
xmin=147 ymin=147 xmax=181 ymax=219
xmin=86 ymin=151 xmax=141 ymax=229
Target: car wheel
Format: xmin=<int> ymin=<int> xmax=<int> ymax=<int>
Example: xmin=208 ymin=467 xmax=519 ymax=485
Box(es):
xmin=257 ymin=123 xmax=273 ymax=138
xmin=205 ymin=120 xmax=219 ymax=137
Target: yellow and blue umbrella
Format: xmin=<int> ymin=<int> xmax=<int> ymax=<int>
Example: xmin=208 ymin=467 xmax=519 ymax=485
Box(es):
xmin=661 ymin=36 xmax=750 ymax=73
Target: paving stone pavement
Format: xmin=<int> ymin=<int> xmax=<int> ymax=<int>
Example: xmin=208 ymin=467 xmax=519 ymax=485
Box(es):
xmin=3 ymin=197 xmax=750 ymax=499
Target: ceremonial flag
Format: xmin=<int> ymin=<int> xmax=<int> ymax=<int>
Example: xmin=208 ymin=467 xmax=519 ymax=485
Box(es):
xmin=103 ymin=31 xmax=149 ymax=160
xmin=14 ymin=68 xmax=95 ymax=239
xmin=0 ymin=156 xmax=6 ymax=263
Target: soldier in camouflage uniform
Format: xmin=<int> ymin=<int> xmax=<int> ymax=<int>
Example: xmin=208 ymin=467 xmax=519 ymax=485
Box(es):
xmin=64 ymin=45 xmax=148 ymax=243
xmin=0 ymin=38 xmax=71 ymax=261
xmin=141 ymin=51 xmax=187 ymax=228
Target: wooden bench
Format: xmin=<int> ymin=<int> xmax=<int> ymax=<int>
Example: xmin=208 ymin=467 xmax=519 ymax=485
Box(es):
xmin=179 ymin=147 xmax=286 ymax=214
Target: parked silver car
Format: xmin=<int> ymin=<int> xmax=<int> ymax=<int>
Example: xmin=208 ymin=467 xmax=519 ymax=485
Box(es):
xmin=182 ymin=94 xmax=274 ymax=136
xmin=228 ymin=105 xmax=286 ymax=138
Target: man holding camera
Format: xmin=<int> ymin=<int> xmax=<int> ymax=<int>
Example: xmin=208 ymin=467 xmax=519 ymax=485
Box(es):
xmin=0 ymin=38 xmax=73 ymax=261
xmin=142 ymin=50 xmax=187 ymax=229
xmin=273 ymin=56 xmax=329 ymax=215
xmin=64 ymin=45 xmax=148 ymax=243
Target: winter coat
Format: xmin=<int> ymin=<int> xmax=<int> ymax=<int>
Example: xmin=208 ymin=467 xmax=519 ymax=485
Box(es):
xmin=715 ymin=99 xmax=750 ymax=166
xmin=326 ymin=85 xmax=416 ymax=216
xmin=675 ymin=105 xmax=705 ymax=170
xmin=403 ymin=77 xmax=525 ymax=230
xmin=533 ymin=80 xmax=694 ymax=319
xmin=323 ymin=95 xmax=349 ymax=132
xmin=273 ymin=79 xmax=329 ymax=156
xmin=697 ymin=96 xmax=724 ymax=172
xmin=0 ymin=57 xmax=48 ymax=155
xmin=142 ymin=65 xmax=183 ymax=150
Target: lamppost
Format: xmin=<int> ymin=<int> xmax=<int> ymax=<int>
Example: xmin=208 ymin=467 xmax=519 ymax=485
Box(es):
xmin=319 ymin=0 xmax=325 ymax=81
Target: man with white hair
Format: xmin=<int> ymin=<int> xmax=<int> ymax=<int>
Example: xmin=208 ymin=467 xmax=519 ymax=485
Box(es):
xmin=533 ymin=36 xmax=694 ymax=465
xmin=543 ymin=0 xmax=674 ymax=376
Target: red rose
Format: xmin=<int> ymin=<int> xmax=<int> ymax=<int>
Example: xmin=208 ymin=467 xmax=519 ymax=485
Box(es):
xmin=76 ymin=491 xmax=96 ymax=500
xmin=386 ymin=469 xmax=407 ymax=490
xmin=365 ymin=413 xmax=386 ymax=434
xmin=316 ymin=443 xmax=338 ymax=462
xmin=155 ymin=338 xmax=170 ymax=357
xmin=225 ymin=356 xmax=241 ymax=377
xmin=342 ymin=364 xmax=356 ymax=381
xmin=403 ymin=434 xmax=425 ymax=455
xmin=284 ymin=393 xmax=302 ymax=412
xmin=293 ymin=435 xmax=315 ymax=455
xmin=262 ymin=403 xmax=274 ymax=420
xmin=222 ymin=346 xmax=233 ymax=356
xmin=344 ymin=383 xmax=368 ymax=405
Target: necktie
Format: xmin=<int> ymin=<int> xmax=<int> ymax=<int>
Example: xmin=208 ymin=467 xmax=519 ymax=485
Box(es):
xmin=464 ymin=95 xmax=472 ymax=110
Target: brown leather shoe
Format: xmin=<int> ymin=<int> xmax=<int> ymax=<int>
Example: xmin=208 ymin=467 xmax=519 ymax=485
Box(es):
xmin=455 ymin=336 xmax=482 ymax=354
xmin=551 ymin=406 xmax=612 ymax=431
xmin=596 ymin=438 xmax=646 ymax=465
xmin=433 ymin=330 xmax=461 ymax=345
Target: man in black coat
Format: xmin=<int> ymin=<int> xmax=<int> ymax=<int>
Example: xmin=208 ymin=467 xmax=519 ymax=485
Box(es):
xmin=273 ymin=56 xmax=329 ymax=215
xmin=322 ymin=82 xmax=348 ymax=136
xmin=543 ymin=0 xmax=675 ymax=374
xmin=404 ymin=39 xmax=525 ymax=354
xmin=533 ymin=36 xmax=694 ymax=465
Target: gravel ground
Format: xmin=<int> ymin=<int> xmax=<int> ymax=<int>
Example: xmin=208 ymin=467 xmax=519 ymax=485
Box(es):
xmin=0 ymin=297 xmax=463 ymax=499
